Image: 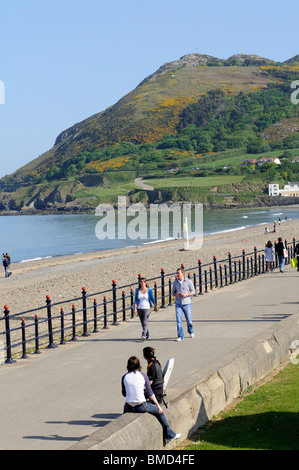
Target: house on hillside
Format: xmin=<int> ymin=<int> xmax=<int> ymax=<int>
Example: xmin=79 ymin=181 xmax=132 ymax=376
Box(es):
xmin=257 ymin=157 xmax=281 ymax=166
xmin=241 ymin=157 xmax=281 ymax=167
xmin=269 ymin=182 xmax=299 ymax=197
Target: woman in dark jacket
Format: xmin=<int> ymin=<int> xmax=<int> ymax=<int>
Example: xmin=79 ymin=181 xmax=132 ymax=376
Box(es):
xmin=275 ymin=237 xmax=285 ymax=273
xmin=143 ymin=346 xmax=164 ymax=404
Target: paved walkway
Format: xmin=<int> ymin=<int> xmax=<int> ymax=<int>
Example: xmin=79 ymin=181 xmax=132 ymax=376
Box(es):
xmin=0 ymin=266 xmax=298 ymax=450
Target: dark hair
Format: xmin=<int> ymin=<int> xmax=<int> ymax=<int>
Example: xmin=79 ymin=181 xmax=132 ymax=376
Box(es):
xmin=278 ymin=237 xmax=282 ymax=242
xmin=143 ymin=346 xmax=155 ymax=361
xmin=266 ymin=240 xmax=273 ymax=248
xmin=139 ymin=277 xmax=149 ymax=288
xmin=127 ymin=356 xmax=141 ymax=372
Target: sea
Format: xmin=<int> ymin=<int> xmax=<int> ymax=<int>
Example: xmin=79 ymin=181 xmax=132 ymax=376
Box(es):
xmin=0 ymin=206 xmax=299 ymax=264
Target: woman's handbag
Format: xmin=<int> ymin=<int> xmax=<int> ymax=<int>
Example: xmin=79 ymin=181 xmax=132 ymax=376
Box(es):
xmin=291 ymin=257 xmax=298 ymax=268
xmin=283 ymin=248 xmax=288 ymax=258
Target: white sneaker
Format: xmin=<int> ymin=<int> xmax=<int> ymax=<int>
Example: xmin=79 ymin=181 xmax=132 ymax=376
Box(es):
xmin=190 ymin=333 xmax=195 ymax=338
xmin=176 ymin=337 xmax=182 ymax=342
xmin=168 ymin=433 xmax=182 ymax=443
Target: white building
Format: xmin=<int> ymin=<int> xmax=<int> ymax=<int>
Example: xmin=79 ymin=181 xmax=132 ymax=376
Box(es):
xmin=268 ymin=183 xmax=280 ymax=196
xmin=269 ymin=182 xmax=299 ymax=197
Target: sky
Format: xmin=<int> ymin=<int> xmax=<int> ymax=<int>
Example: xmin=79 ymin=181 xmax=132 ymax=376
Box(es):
xmin=0 ymin=0 xmax=298 ymax=178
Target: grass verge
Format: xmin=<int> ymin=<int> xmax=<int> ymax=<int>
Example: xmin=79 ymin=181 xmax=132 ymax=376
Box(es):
xmin=178 ymin=357 xmax=299 ymax=450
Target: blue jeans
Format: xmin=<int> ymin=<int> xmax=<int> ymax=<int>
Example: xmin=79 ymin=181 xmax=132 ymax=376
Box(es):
xmin=124 ymin=402 xmax=176 ymax=441
xmin=175 ymin=303 xmax=194 ymax=340
xmin=278 ymin=256 xmax=285 ymax=271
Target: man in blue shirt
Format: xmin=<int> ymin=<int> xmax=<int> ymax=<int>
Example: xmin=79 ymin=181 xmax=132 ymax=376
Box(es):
xmin=172 ymin=267 xmax=195 ymax=341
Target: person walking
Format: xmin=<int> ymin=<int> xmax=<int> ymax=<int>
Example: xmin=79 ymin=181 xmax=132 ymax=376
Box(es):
xmin=143 ymin=346 xmax=164 ymax=404
xmin=2 ymin=254 xmax=11 ymax=278
xmin=133 ymin=277 xmax=157 ymax=341
xmin=172 ymin=267 xmax=195 ymax=342
xmin=275 ymin=237 xmax=286 ymax=273
xmin=264 ymin=240 xmax=275 ymax=272
xmin=121 ymin=356 xmax=181 ymax=443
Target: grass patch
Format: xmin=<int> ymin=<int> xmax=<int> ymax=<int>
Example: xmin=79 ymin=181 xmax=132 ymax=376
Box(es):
xmin=143 ymin=175 xmax=243 ymax=189
xmin=181 ymin=359 xmax=299 ymax=450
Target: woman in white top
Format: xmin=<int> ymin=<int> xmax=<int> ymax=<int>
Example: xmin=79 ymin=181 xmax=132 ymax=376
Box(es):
xmin=264 ymin=240 xmax=275 ymax=272
xmin=133 ymin=277 xmax=157 ymax=341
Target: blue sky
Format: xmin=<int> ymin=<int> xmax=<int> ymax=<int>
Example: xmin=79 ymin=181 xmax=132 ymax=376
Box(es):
xmin=0 ymin=0 xmax=298 ymax=178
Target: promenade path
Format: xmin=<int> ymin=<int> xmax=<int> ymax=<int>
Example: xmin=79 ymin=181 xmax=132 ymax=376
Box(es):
xmin=0 ymin=265 xmax=298 ymax=450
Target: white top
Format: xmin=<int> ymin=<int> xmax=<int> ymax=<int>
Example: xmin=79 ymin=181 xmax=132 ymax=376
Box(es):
xmin=122 ymin=371 xmax=153 ymax=406
xmin=138 ymin=290 xmax=150 ymax=309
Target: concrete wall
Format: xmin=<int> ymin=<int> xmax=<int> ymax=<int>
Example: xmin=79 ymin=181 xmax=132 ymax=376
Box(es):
xmin=68 ymin=312 xmax=299 ymax=451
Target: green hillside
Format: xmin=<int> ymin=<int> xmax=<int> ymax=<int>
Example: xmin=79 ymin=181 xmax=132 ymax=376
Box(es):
xmin=1 ymin=53 xmax=299 ymax=212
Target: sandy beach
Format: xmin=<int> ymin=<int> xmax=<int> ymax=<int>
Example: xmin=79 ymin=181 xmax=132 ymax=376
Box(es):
xmin=1 ymin=217 xmax=299 ymax=317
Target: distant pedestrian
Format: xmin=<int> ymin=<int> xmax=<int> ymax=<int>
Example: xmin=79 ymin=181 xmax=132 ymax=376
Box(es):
xmin=121 ymin=356 xmax=181 ymax=443
xmin=2 ymin=254 xmax=11 ymax=278
xmin=265 ymin=240 xmax=275 ymax=272
xmin=172 ymin=267 xmax=195 ymax=341
xmin=133 ymin=277 xmax=157 ymax=341
xmin=275 ymin=237 xmax=285 ymax=273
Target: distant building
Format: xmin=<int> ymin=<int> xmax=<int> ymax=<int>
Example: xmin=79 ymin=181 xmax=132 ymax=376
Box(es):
xmin=257 ymin=157 xmax=281 ymax=166
xmin=241 ymin=157 xmax=281 ymax=167
xmin=269 ymin=182 xmax=299 ymax=197
xmin=268 ymin=183 xmax=280 ymax=196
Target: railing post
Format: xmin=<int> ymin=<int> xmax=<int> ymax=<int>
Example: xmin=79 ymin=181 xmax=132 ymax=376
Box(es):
xmin=93 ymin=298 xmax=99 ymax=332
xmin=112 ymin=280 xmax=119 ymax=325
xmin=71 ymin=304 xmax=78 ymax=341
xmin=130 ymin=288 xmax=134 ymax=318
xmin=198 ymin=259 xmax=203 ymax=295
xmin=228 ymin=252 xmax=233 ymax=284
xmin=168 ymin=278 xmax=172 ymax=306
xmin=21 ymin=318 xmax=29 ymax=359
xmin=209 ymin=266 xmax=213 ymax=290
xmin=242 ymin=249 xmax=246 ymax=280
xmin=234 ymin=260 xmax=237 ymax=282
xmin=122 ymin=291 xmax=126 ymax=322
xmin=46 ymin=295 xmax=57 ymax=349
xmin=254 ymin=246 xmax=258 ymax=275
xmin=34 ymin=314 xmax=41 ymax=354
xmin=4 ymin=305 xmax=16 ymax=364
xmin=82 ymin=287 xmax=90 ymax=336
xmin=224 ymin=264 xmax=228 ymax=286
xmin=60 ymin=308 xmax=66 ymax=345
xmin=213 ymin=256 xmax=218 ymax=288
xmin=103 ymin=296 xmax=109 ymax=329
xmin=154 ymin=282 xmax=157 ymax=304
xmin=219 ymin=264 xmax=223 ymax=287
xmin=160 ymin=268 xmax=165 ymax=308
xmin=204 ymin=269 xmax=208 ymax=293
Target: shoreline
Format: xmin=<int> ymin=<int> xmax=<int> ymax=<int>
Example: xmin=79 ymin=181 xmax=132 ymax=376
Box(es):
xmin=1 ymin=218 xmax=299 ymax=316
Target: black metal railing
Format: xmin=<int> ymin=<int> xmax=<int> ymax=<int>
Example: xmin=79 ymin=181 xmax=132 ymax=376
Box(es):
xmin=0 ymin=237 xmax=297 ymax=364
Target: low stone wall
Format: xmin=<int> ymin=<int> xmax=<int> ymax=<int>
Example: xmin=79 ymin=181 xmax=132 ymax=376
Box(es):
xmin=68 ymin=312 xmax=299 ymax=451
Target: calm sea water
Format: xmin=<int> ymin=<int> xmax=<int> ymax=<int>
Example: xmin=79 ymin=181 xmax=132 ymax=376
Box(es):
xmin=0 ymin=206 xmax=298 ymax=263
